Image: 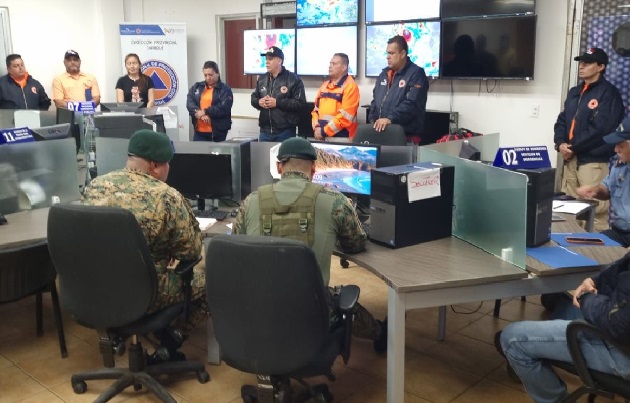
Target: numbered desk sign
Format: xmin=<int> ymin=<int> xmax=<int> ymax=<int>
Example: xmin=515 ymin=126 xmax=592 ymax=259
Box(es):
xmin=66 ymin=101 xmax=96 ymax=114
xmin=0 ymin=127 xmax=34 ymax=145
xmin=492 ymin=146 xmax=551 ymax=169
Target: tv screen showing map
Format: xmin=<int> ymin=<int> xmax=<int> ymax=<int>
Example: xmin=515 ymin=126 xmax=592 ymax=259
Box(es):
xmin=243 ymin=28 xmax=296 ymax=74
xmin=297 ymin=0 xmax=359 ymax=27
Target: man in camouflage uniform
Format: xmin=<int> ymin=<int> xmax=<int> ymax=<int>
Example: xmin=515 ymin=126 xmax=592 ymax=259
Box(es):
xmin=233 ymin=137 xmax=387 ymax=352
xmin=82 ymin=129 xmax=207 ymax=359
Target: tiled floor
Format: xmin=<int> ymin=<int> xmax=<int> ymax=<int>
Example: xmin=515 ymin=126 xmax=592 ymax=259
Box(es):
xmin=0 ymin=258 xmax=620 ymax=402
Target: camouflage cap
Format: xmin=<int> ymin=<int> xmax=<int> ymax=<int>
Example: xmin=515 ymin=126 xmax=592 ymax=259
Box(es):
xmin=127 ymin=129 xmax=174 ymax=162
xmin=277 ymin=137 xmax=317 ymax=161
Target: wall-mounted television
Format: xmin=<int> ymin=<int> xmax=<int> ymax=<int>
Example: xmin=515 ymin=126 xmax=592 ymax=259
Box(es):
xmin=365 ymin=0 xmax=440 ymax=24
xmin=440 ymin=15 xmax=536 ymax=80
xmin=441 ymin=0 xmax=535 ymax=20
xmin=366 ymin=22 xmax=440 ymax=77
xmin=243 ymin=28 xmax=296 ymax=74
xmin=296 ymin=26 xmax=358 ymax=76
xmin=310 ymin=142 xmax=379 ymax=197
xmin=296 ymin=0 xmax=359 ymax=27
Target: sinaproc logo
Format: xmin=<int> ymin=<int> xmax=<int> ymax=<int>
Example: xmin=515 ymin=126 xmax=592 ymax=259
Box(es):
xmin=142 ymin=59 xmax=178 ymax=106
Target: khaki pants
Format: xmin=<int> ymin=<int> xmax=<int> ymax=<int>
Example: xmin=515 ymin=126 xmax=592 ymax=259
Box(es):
xmin=561 ymin=158 xmax=610 ymax=231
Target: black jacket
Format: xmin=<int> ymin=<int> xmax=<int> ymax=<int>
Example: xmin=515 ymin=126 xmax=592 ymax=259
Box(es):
xmin=186 ymin=80 xmax=233 ymax=135
xmin=251 ymin=67 xmax=306 ymax=133
xmin=368 ymin=57 xmax=429 ymax=136
xmin=0 ymin=74 xmax=51 ymax=110
xmin=554 ymin=76 xmax=624 ymax=164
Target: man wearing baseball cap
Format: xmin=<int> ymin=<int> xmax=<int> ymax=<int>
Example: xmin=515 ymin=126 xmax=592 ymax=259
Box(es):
xmin=251 ymin=46 xmax=306 ymax=142
xmin=233 ymin=137 xmax=388 ymax=352
xmin=82 ymin=129 xmax=207 ymax=363
xmin=52 ymin=49 xmax=101 ymax=108
xmin=554 ymin=47 xmax=624 ymax=231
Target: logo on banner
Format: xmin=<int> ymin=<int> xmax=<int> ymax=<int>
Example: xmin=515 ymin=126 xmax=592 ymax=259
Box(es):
xmin=142 ymin=59 xmax=178 ymax=106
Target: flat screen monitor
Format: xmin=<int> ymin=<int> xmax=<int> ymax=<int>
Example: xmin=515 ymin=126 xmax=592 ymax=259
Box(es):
xmin=310 ymin=142 xmax=379 ymax=197
xmin=366 ymin=22 xmax=441 ymax=77
xmin=143 ymin=114 xmax=166 ymax=133
xmin=365 ymin=0 xmax=440 ymax=24
xmin=56 ymin=107 xmax=81 ymax=151
xmin=166 ymin=153 xmax=233 ymax=200
xmin=296 ymin=0 xmax=358 ymax=27
xmin=296 ymin=26 xmax=358 ymax=76
xmin=243 ymin=28 xmax=296 ymax=74
xmin=30 ymin=123 xmax=72 ymax=141
xmin=441 ymin=0 xmax=535 ymax=19
xmin=94 ymin=114 xmax=146 ymax=139
xmin=100 ymin=102 xmax=143 ymax=113
xmin=440 ymin=15 xmax=536 ymax=80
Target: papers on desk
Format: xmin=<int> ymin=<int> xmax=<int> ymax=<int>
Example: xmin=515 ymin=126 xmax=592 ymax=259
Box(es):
xmin=550 ymin=233 xmax=620 ymax=247
xmin=527 ymin=246 xmax=599 ymax=269
xmin=552 ymin=200 xmax=592 ymax=214
xmin=196 ymin=217 xmax=216 ymax=230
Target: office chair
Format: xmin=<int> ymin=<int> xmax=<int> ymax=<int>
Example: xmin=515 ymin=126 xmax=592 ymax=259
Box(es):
xmin=353 ymin=123 xmax=408 ymax=146
xmin=0 ymin=240 xmax=67 ymax=358
xmin=548 ymin=320 xmax=630 ymax=402
xmin=47 ymin=204 xmax=209 ymax=403
xmin=206 ymin=234 xmax=359 ymax=403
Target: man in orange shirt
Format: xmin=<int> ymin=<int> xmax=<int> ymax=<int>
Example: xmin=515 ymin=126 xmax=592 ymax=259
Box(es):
xmin=311 ymin=53 xmax=359 ymax=140
xmin=186 ymin=61 xmax=233 ymax=142
xmin=52 ymin=50 xmax=101 ymax=108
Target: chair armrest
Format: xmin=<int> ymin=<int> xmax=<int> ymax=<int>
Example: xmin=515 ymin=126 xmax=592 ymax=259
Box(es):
xmin=173 ymin=256 xmax=201 ymax=321
xmin=174 ymin=256 xmax=202 ymax=277
xmin=337 ymin=285 xmax=360 ymax=312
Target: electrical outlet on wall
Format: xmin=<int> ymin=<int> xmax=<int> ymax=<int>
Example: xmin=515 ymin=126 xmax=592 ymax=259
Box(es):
xmin=530 ymin=104 xmax=540 ymax=118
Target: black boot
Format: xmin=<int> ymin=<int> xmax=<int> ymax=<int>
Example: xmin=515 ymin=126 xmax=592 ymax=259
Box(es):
xmin=146 ymin=328 xmax=187 ymax=365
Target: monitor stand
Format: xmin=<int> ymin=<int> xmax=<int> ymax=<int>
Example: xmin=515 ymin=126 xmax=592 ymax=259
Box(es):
xmin=197 ymin=196 xmax=205 ymax=211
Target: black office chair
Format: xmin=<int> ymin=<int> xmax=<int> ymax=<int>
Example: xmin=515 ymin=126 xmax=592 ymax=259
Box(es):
xmin=353 ymin=123 xmax=408 ymax=146
xmin=47 ymin=204 xmax=209 ymax=403
xmin=206 ymin=234 xmax=359 ymax=403
xmin=549 ymin=320 xmax=630 ymax=402
xmin=0 ymin=240 xmax=67 ymax=358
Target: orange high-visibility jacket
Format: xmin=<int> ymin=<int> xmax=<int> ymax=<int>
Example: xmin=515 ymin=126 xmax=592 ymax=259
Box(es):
xmin=311 ymin=74 xmax=359 ymax=138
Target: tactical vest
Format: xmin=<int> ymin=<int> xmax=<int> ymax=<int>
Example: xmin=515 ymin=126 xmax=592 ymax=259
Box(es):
xmin=258 ymin=182 xmax=324 ymax=247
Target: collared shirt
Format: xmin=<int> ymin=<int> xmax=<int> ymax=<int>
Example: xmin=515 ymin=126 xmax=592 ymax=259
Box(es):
xmin=52 ymin=71 xmax=100 ymax=103
xmin=603 ymin=158 xmax=630 ymax=231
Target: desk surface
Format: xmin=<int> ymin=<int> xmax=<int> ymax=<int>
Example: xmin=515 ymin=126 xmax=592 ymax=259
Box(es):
xmin=0 ymin=208 xmax=49 ymax=251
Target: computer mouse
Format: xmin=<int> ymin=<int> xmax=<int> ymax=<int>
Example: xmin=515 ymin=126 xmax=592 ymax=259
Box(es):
xmin=0 ymin=213 xmax=7 ymax=225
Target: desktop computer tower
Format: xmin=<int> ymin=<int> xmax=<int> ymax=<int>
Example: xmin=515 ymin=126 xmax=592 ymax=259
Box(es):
xmin=370 ymin=163 xmax=455 ymax=248
xmin=517 ymin=168 xmax=556 ymax=247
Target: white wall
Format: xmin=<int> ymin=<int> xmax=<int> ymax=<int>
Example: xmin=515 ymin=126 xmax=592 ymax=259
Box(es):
xmin=1 ymin=0 xmax=569 ymax=160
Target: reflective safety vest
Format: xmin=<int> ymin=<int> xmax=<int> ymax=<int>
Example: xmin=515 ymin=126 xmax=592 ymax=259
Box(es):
xmin=311 ymin=74 xmax=359 ymax=138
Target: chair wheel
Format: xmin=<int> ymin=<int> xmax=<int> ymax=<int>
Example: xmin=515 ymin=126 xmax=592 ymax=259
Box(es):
xmin=72 ymin=380 xmax=87 ymax=394
xmin=197 ymin=370 xmax=210 ymax=384
xmin=340 ymin=258 xmax=349 ymax=269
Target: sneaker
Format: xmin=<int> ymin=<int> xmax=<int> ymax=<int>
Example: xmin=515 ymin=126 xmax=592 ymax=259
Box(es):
xmin=373 ymin=318 xmax=387 ymax=353
xmin=146 ymin=348 xmax=186 ymax=366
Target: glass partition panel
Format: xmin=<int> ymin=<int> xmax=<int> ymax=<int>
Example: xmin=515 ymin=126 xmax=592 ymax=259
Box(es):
xmin=95 ymin=137 xmax=129 ymax=176
xmin=0 ymin=138 xmax=80 ymax=213
xmin=419 ymin=147 xmax=527 ymax=269
xmin=422 ymin=132 xmax=500 ymax=162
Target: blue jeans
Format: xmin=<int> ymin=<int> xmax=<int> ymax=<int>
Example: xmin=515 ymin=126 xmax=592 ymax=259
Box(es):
xmin=501 ymin=299 xmax=630 ymax=403
xmin=259 ymin=128 xmax=296 ymax=142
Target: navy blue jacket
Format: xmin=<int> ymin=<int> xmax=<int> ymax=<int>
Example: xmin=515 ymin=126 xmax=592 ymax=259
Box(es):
xmin=368 ymin=57 xmax=429 ymax=136
xmin=186 ymin=80 xmax=233 ymax=135
xmin=0 ymin=74 xmax=51 ymax=110
xmin=554 ymin=76 xmax=624 ymax=164
xmin=581 ymin=253 xmax=630 ymax=344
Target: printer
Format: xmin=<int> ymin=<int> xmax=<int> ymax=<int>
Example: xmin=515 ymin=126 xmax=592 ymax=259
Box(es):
xmin=370 ymin=163 xmax=455 ymax=248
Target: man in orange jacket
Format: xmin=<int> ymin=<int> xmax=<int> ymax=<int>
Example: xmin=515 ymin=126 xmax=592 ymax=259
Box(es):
xmin=311 ymin=53 xmax=359 ymax=140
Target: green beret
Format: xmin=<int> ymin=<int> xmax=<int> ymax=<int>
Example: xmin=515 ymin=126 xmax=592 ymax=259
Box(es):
xmin=277 ymin=137 xmax=317 ymax=161
xmin=127 ymin=129 xmax=174 ymax=162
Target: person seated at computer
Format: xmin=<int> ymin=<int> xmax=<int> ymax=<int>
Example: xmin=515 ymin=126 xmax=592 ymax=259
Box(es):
xmin=82 ymin=129 xmax=208 ymax=362
xmin=233 ymin=137 xmax=387 ymax=352
xmin=0 ymin=54 xmax=51 ymax=110
xmin=52 ymin=50 xmax=101 ymax=108
xmin=186 ymin=61 xmax=233 ymax=142
xmin=577 ymin=118 xmax=630 ymax=248
xmin=115 ymin=53 xmax=154 ymax=108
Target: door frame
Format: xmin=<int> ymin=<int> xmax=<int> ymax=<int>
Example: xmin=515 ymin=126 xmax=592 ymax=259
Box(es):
xmin=216 ymin=12 xmax=260 ymax=87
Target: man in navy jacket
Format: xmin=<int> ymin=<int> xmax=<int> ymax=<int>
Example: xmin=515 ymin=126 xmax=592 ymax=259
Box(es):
xmin=0 ymin=54 xmax=50 ymax=110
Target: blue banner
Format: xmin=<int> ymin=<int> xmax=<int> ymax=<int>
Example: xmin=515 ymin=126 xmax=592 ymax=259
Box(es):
xmin=492 ymin=146 xmax=551 ymax=169
xmin=66 ymin=101 xmax=96 ymax=113
xmin=0 ymin=127 xmax=34 ymax=145
xmin=119 ymin=25 xmax=165 ymax=36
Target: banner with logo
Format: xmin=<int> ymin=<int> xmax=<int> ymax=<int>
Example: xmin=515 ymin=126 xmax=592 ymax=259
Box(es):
xmin=119 ymin=23 xmax=189 ymax=140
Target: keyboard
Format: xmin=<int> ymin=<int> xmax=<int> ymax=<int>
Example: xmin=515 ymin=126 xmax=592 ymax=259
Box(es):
xmin=360 ymin=221 xmax=370 ymax=238
xmin=194 ymin=209 xmax=229 ymax=221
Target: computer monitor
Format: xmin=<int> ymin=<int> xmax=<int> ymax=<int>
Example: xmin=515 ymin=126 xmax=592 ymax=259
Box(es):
xmin=166 ymin=153 xmax=233 ymax=203
xmin=100 ymin=102 xmax=143 ymax=113
xmin=30 ymin=123 xmax=72 ymax=141
xmin=310 ymin=142 xmax=380 ymax=197
xmin=56 ymin=107 xmax=81 ymax=151
xmin=143 ymin=114 xmax=166 ymax=133
xmin=93 ymin=114 xmax=146 ymax=139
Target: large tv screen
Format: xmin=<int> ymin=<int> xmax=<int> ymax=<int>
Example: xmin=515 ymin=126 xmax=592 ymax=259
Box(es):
xmin=440 ymin=16 xmax=536 ymax=80
xmin=296 ymin=26 xmax=358 ymax=76
xmin=365 ymin=0 xmax=440 ymax=24
xmin=441 ymin=0 xmax=535 ymax=19
xmin=366 ymin=22 xmax=440 ymax=77
xmin=310 ymin=142 xmax=379 ymax=197
xmin=296 ymin=0 xmax=359 ymax=27
xmin=243 ymin=28 xmax=296 ymax=74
